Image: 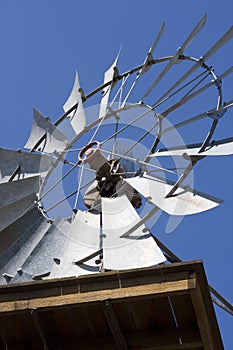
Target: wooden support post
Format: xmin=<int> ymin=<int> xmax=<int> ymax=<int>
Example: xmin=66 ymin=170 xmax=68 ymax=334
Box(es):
xmin=103 ymin=300 xmax=128 ymax=350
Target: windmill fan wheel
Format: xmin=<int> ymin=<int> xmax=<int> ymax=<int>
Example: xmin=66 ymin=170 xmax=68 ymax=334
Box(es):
xmin=0 ymin=14 xmax=233 ymax=284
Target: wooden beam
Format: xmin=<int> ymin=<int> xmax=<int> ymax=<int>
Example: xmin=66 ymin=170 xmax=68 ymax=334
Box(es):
xmin=128 ymin=343 xmax=203 ymax=350
xmin=102 ymin=300 xmax=128 ymax=350
xmin=30 ymin=309 xmax=49 ymax=350
xmin=0 ymin=329 xmax=203 ymax=350
xmin=190 ymin=272 xmax=223 ymax=350
xmin=125 ymin=329 xmax=203 ymax=349
xmin=0 ymin=275 xmax=196 ymax=314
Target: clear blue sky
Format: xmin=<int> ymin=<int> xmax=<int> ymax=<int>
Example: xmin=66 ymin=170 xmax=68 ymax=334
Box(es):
xmin=0 ymin=0 xmax=232 ymax=347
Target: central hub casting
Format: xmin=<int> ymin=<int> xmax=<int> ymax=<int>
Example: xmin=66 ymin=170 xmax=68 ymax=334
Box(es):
xmin=78 ymin=141 xmax=142 ymax=210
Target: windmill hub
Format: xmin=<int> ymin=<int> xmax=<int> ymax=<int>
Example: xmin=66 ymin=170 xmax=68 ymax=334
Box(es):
xmin=79 ymin=141 xmax=142 ymax=209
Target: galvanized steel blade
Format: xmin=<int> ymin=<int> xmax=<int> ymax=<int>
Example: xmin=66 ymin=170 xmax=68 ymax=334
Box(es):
xmin=68 ymin=210 xmax=100 ymax=250
xmin=180 ymin=14 xmax=207 ymax=50
xmin=12 ymin=218 xmax=71 ymax=281
xmin=154 ymin=26 xmax=233 ymax=106
xmin=24 ymin=108 xmax=68 ymax=153
xmin=0 ymin=207 xmax=51 ymax=284
xmin=125 ymin=174 xmax=223 ymax=216
xmin=50 ymin=211 xmax=101 ymax=278
xmin=0 ymin=194 xmax=40 ymax=234
xmin=141 ymin=14 xmax=207 ymax=101
xmin=101 ymin=195 xmax=166 ymax=270
xmin=63 ymin=70 xmax=86 ymax=135
xmin=151 ymin=137 xmax=233 ymax=157
xmin=0 ymin=148 xmax=52 ymax=182
xmin=202 ymin=25 xmax=233 ymax=61
xmin=150 ymin=21 xmax=165 ymax=54
xmin=0 ymin=176 xmax=40 ymax=232
xmin=122 ymin=22 xmax=165 ymax=105
xmin=99 ymin=51 xmax=120 ymax=119
xmin=0 ymin=175 xmax=40 ymax=209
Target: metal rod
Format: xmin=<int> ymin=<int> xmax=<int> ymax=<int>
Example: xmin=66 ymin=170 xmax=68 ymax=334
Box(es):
xmin=43 ymin=176 xmax=96 ymax=214
xmin=74 ymin=249 xmax=102 ymax=265
xmin=8 ymin=165 xmax=21 ymax=182
xmin=100 ymin=148 xmax=176 ymax=175
xmin=152 ymin=236 xmax=233 ymax=315
xmin=212 ymin=298 xmax=233 ymax=316
xmin=198 ymin=119 xmax=218 ymax=153
xmin=209 ymin=286 xmax=233 ymax=315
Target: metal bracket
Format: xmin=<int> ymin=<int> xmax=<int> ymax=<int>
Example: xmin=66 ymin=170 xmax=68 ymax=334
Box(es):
xmin=108 ymin=106 xmax=120 ymax=120
xmin=207 ymin=107 xmax=226 ymax=120
xmin=174 ymin=47 xmax=184 ymax=63
xmin=141 ymin=52 xmax=154 ymax=74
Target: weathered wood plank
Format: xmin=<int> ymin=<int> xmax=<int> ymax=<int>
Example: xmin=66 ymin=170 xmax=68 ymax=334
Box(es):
xmin=0 ymin=277 xmax=195 ymax=314
xmin=190 ymin=279 xmax=223 ymax=350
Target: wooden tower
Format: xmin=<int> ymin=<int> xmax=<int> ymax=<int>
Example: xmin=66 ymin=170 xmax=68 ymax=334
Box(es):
xmin=0 ymin=260 xmax=223 ymax=349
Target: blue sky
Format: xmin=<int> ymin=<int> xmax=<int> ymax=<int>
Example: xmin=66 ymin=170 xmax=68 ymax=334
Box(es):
xmin=0 ymin=0 xmax=232 ymax=347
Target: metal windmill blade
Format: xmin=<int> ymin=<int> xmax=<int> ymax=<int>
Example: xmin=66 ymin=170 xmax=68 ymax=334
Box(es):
xmin=24 ymin=108 xmax=68 ymax=153
xmin=63 ymin=70 xmax=87 ymax=136
xmin=99 ymin=51 xmax=120 ymax=119
xmin=151 ymin=137 xmax=233 ymax=157
xmin=101 ymin=195 xmax=166 ymax=270
xmin=0 ymin=15 xmax=232 ymax=297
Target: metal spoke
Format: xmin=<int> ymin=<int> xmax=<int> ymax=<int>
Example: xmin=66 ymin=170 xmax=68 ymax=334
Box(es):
xmin=117 ymin=122 xmax=158 ymax=160
xmin=101 ymin=105 xmax=157 ymax=146
xmin=152 ymin=69 xmax=209 ymax=111
xmin=161 ymin=71 xmax=216 ymax=118
xmin=72 ymin=164 xmax=85 ymax=217
xmin=100 ymin=148 xmax=176 ymax=175
xmin=162 ymin=97 xmax=233 ymax=134
xmin=110 ymin=74 xmax=130 ymax=107
xmin=38 ymin=162 xmax=78 ymax=202
xmin=43 ymin=176 xmax=96 ymax=214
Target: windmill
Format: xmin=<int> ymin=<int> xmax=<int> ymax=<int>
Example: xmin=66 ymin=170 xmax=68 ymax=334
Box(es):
xmin=0 ymin=14 xmax=232 ymax=321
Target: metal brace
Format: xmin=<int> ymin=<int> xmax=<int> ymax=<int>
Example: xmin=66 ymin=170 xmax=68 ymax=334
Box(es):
xmin=207 ymin=107 xmax=226 ymax=121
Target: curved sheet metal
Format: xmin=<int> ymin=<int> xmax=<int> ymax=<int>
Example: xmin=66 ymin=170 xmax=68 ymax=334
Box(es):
xmin=0 ymin=148 xmax=52 ymax=182
xmin=10 ymin=218 xmax=71 ymax=283
xmin=101 ymin=195 xmax=166 ymax=270
xmin=141 ymin=14 xmax=207 ymax=101
xmin=0 ymin=209 xmax=101 ymax=284
xmin=24 ymin=108 xmax=68 ymax=153
xmin=0 ymin=207 xmax=51 ymax=284
xmin=63 ymin=70 xmax=86 ymax=135
xmin=99 ymin=52 xmax=120 ymax=119
xmin=0 ymin=194 xmax=38 ymax=233
xmin=122 ymin=21 xmax=165 ymax=105
xmin=151 ymin=137 xmax=233 ymax=157
xmin=0 ymin=176 xmax=40 ymax=231
xmin=125 ymin=174 xmax=223 ymax=216
xmin=50 ymin=210 xmax=101 ymax=278
xmin=0 ymin=176 xmax=40 ymax=209
xmin=154 ymin=26 xmax=233 ymax=107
